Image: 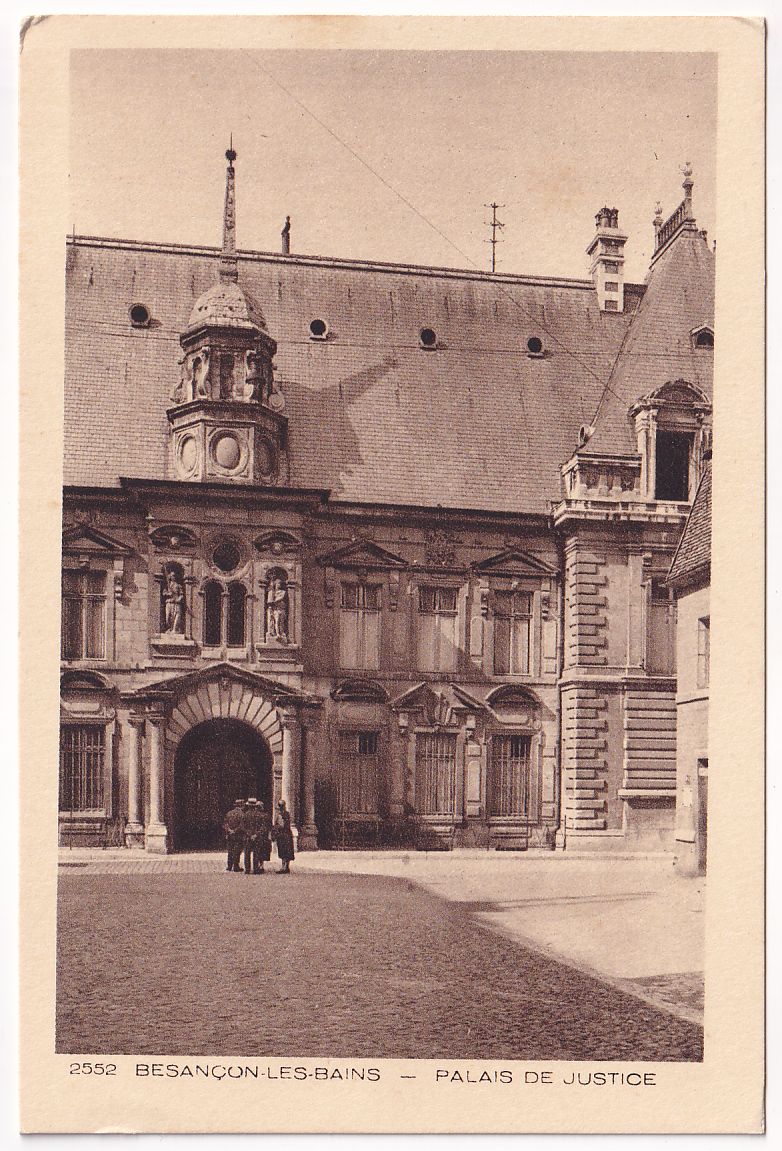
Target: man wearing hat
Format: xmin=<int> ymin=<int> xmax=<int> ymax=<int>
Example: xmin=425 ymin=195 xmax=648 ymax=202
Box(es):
xmin=223 ymin=797 xmax=245 ymax=873
xmin=241 ymin=798 xmax=269 ymax=875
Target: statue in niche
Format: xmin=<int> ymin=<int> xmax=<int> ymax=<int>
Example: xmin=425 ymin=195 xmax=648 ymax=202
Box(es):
xmin=242 ymin=350 xmax=261 ymax=401
xmin=266 ymin=575 xmax=289 ymax=643
xmin=162 ymin=565 xmax=186 ymax=634
xmin=192 ymin=348 xmax=211 ymax=399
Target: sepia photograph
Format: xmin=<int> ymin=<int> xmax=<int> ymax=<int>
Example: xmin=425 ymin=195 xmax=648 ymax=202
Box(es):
xmin=18 ymin=13 xmax=765 ymax=1135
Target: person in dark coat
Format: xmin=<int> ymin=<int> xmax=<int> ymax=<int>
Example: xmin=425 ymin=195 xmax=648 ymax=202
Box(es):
xmin=274 ymin=800 xmax=295 ymax=873
xmin=241 ymin=799 xmax=267 ymax=875
xmin=223 ymin=798 xmax=245 ymax=872
xmin=257 ymin=801 xmax=272 ymax=869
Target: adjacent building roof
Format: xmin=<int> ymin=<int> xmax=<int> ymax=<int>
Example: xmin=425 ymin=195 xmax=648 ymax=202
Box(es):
xmin=668 ymin=458 xmax=712 ymax=588
xmin=63 ymin=220 xmax=713 ymax=515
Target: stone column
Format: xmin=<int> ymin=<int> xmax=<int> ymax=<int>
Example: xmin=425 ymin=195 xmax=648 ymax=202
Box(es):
xmin=279 ymin=711 xmax=299 ymax=817
xmin=298 ymin=718 xmax=318 ymax=850
xmin=125 ymin=716 xmax=145 ymax=849
xmin=145 ymin=713 xmax=168 ymax=854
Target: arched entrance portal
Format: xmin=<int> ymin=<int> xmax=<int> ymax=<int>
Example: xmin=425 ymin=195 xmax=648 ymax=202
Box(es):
xmin=174 ymin=719 xmax=273 ymax=851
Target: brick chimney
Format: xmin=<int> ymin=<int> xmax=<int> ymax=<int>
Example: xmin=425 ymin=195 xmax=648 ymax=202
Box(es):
xmin=586 ymin=206 xmax=627 ymax=313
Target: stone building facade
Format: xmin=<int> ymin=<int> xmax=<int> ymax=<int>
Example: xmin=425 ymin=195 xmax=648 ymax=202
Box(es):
xmin=59 ymin=151 xmax=714 ymax=853
xmin=667 ymin=458 xmax=711 ymax=875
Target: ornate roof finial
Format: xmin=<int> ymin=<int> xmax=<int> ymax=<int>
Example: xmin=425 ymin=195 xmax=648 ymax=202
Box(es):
xmin=681 ymin=161 xmax=694 ymax=220
xmin=653 ymin=201 xmax=663 ymax=234
xmin=220 ymin=139 xmax=238 ymax=284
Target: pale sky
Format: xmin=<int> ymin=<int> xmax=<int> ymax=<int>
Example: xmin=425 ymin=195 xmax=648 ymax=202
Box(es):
xmin=70 ymin=49 xmax=716 ymax=283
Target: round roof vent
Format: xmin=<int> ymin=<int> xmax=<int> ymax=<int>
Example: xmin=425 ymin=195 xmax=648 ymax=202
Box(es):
xmin=419 ymin=327 xmax=438 ymax=349
xmin=526 ymin=336 xmax=544 ymax=356
xmin=129 ymin=303 xmax=151 ymax=328
xmin=309 ymin=318 xmax=329 ymax=340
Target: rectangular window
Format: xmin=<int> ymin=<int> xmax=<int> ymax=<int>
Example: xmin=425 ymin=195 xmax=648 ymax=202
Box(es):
xmin=647 ymin=579 xmax=676 ymax=676
xmin=604 ymin=281 xmax=619 ymax=292
xmin=493 ymin=590 xmax=533 ymax=675
xmin=604 ymin=300 xmax=618 ymax=312
xmin=337 ymin=730 xmax=380 ymax=816
xmin=339 ymin=583 xmax=381 ymax=669
xmin=697 ymin=616 xmax=710 ymax=688
xmin=59 ymin=725 xmax=105 ymax=811
xmin=489 ymin=734 xmax=536 ymax=818
xmin=61 ymin=570 xmax=107 ymax=660
xmin=655 ymin=430 xmax=693 ymax=500
xmin=417 ymin=586 xmax=459 ymax=672
xmin=604 ymin=261 xmax=619 ymax=274
xmin=415 ymin=732 xmax=457 ymax=816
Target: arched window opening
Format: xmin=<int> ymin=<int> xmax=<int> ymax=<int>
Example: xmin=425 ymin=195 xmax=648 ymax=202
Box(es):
xmin=227 ymin=583 xmax=246 ymax=647
xmin=203 ymin=581 xmax=222 ymax=647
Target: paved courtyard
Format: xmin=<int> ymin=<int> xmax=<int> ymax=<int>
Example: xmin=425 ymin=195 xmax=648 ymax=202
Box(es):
xmin=57 ymin=867 xmax=703 ymax=1061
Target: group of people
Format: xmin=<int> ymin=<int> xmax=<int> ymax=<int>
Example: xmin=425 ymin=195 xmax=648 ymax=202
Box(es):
xmin=222 ymin=798 xmax=295 ymax=875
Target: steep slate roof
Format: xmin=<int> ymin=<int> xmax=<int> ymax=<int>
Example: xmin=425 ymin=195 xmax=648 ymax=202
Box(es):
xmin=581 ymin=228 xmax=715 ymax=457
xmin=668 ymin=458 xmax=712 ymax=587
xmin=64 ymin=238 xmax=635 ymax=514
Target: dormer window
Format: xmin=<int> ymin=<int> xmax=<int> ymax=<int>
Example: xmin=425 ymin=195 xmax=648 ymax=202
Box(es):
xmin=693 ymin=326 xmax=714 ymax=349
xmin=629 ymin=379 xmax=712 ymax=503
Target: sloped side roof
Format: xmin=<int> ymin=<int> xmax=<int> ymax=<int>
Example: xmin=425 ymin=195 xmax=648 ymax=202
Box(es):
xmin=581 ymin=229 xmax=715 ymax=457
xmin=64 ymin=239 xmax=633 ymax=514
xmin=668 ymin=459 xmax=711 ymax=587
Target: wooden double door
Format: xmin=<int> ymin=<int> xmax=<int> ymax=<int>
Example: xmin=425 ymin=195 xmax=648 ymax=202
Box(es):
xmin=174 ymin=719 xmax=273 ymax=850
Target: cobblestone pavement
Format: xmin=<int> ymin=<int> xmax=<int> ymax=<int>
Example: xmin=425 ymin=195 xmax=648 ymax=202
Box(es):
xmin=57 ymin=871 xmax=703 ymax=1061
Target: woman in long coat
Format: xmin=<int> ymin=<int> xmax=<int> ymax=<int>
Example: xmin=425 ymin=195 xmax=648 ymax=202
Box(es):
xmin=274 ymin=800 xmax=295 ymax=873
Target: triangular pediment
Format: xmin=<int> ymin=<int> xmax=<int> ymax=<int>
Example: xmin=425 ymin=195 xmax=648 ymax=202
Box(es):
xmin=474 ymin=548 xmax=557 ymax=577
xmin=391 ymin=682 xmax=486 ymax=724
xmin=317 ymin=538 xmax=408 ymax=570
xmin=63 ymin=523 xmax=133 ymax=556
xmin=124 ymin=662 xmax=320 ymax=707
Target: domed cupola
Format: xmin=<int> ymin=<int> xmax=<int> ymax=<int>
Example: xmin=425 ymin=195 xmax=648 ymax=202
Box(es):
xmin=167 ymin=145 xmax=288 ymax=486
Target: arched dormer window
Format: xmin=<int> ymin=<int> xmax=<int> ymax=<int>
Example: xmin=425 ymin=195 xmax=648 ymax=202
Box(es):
xmin=629 ymin=380 xmax=712 ymax=502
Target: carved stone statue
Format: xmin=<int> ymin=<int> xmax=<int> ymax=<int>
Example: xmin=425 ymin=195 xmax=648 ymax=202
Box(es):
xmin=193 ymin=348 xmax=210 ymax=399
xmin=163 ymin=568 xmax=185 ymax=634
xmin=242 ymin=349 xmax=260 ymax=401
xmin=171 ymin=355 xmax=190 ymax=404
xmin=266 ymin=576 xmax=289 ymax=643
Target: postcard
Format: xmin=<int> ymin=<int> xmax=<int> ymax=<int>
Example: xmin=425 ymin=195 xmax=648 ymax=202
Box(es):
xmin=19 ymin=14 xmax=765 ymax=1134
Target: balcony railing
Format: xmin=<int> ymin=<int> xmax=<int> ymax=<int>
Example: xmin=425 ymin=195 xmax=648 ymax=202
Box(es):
xmin=655 ymin=199 xmax=690 ymax=253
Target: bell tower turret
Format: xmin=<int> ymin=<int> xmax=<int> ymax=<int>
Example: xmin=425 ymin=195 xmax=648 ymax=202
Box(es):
xmin=168 ymin=145 xmax=288 ymax=485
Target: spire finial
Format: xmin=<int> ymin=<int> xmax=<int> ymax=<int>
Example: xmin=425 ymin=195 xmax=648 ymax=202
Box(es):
xmin=220 ymin=140 xmax=238 ymax=283
xmin=681 ymin=160 xmax=694 ymax=220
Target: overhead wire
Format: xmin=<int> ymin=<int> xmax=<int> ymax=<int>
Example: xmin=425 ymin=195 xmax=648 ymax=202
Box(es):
xmin=254 ymin=58 xmax=652 ymax=429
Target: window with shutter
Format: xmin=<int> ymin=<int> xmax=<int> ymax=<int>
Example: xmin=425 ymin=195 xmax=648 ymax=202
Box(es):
xmin=493 ymin=590 xmax=532 ymax=675
xmin=61 ymin=570 xmax=107 ymax=660
xmin=417 ymin=586 xmax=459 ymax=672
xmin=339 ymin=583 xmax=381 ymax=669
xmin=337 ymin=731 xmax=380 ymax=816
